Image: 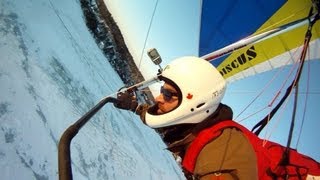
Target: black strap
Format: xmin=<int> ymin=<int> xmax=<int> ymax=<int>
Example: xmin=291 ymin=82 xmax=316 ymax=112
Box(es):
xmin=251 ymin=82 xmax=293 ymax=136
xmin=252 ymin=5 xmax=319 ymax=137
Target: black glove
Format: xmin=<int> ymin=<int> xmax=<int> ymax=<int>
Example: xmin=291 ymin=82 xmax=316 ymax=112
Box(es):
xmin=114 ymin=91 xmax=138 ymax=112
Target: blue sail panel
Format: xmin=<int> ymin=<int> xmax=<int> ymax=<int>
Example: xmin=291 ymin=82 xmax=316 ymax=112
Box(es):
xmin=199 ymin=0 xmax=286 ymax=67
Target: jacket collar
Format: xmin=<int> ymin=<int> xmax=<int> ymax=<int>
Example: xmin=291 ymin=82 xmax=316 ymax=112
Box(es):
xmin=159 ymin=103 xmax=233 ymax=156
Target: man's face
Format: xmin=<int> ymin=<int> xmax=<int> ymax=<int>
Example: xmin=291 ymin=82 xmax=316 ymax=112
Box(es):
xmin=155 ymin=83 xmax=179 ymax=114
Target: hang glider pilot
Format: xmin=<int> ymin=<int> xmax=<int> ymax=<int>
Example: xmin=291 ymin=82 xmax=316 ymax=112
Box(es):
xmin=114 ymin=56 xmax=320 ymax=180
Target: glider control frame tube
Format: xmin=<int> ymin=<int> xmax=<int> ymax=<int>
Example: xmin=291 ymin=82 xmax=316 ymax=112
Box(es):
xmin=58 ymin=75 xmax=160 ymax=180
xmin=58 ymin=96 xmax=117 ymax=180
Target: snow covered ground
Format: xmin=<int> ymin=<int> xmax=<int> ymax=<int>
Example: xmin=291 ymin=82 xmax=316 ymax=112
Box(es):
xmin=0 ymin=0 xmax=184 ymax=179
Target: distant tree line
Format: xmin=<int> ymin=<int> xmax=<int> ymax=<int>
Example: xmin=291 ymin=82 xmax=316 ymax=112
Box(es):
xmin=79 ymin=0 xmax=154 ymax=103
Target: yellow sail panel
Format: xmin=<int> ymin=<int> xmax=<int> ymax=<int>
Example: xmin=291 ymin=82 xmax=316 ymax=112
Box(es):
xmin=217 ymin=0 xmax=320 ymax=80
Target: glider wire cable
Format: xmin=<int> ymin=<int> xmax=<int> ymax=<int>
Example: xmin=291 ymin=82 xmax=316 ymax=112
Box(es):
xmin=252 ymin=6 xmax=319 ymax=133
xmin=138 ymin=0 xmax=159 ymax=69
xmin=250 ymin=54 xmax=300 ymax=136
xmin=236 ymin=51 xmax=300 ymax=124
xmin=237 ymin=2 xmax=320 ymax=125
xmin=295 ymin=55 xmax=311 ymax=149
xmin=279 ymin=6 xmax=318 ymax=168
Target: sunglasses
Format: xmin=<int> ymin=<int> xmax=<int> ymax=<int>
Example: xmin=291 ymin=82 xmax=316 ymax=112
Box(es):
xmin=160 ymin=86 xmax=178 ymax=101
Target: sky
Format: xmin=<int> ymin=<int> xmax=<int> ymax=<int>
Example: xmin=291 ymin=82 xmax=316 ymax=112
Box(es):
xmin=105 ymin=0 xmax=320 ymax=162
xmin=104 ymin=0 xmax=200 ymax=93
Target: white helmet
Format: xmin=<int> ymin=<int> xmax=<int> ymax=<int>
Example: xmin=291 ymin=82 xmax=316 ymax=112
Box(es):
xmin=145 ymin=56 xmax=226 ymax=128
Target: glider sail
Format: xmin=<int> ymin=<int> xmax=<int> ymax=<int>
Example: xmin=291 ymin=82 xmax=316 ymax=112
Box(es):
xmin=199 ymin=0 xmax=320 ymax=82
xmin=198 ymin=0 xmax=320 ymax=177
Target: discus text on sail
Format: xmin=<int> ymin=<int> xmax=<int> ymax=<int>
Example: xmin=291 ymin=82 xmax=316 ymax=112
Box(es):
xmin=219 ymin=46 xmax=257 ymax=76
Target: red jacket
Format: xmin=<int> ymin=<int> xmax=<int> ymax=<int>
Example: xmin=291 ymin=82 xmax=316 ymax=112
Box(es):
xmin=182 ymin=120 xmax=320 ymax=179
